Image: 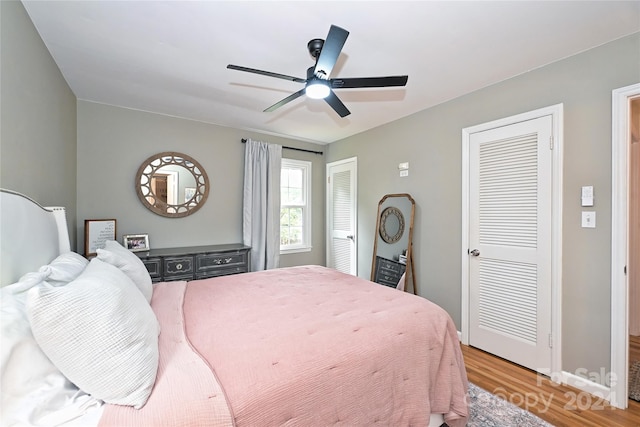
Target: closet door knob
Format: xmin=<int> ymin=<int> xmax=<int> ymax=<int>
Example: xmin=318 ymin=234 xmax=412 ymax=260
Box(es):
xmin=469 ymin=249 xmax=480 ymax=257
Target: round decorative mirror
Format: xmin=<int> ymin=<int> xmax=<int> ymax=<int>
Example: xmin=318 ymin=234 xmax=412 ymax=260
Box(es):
xmin=379 ymin=206 xmax=405 ymax=243
xmin=135 ymin=152 xmax=209 ymax=218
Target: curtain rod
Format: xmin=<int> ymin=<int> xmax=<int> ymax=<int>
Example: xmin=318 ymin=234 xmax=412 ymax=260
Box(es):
xmin=241 ymin=138 xmax=323 ymax=155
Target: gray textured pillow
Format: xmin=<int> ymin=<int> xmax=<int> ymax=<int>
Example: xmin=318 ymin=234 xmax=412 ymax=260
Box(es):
xmin=96 ymin=240 xmax=153 ymax=302
xmin=26 ymin=258 xmax=159 ymax=408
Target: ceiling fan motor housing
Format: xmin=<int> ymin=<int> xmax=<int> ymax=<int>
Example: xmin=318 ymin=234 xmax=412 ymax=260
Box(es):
xmin=307 ymin=38 xmax=324 ymax=59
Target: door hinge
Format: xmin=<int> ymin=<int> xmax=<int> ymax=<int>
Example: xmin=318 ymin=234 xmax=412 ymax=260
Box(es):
xmin=327 ymin=176 xmax=330 ymax=184
xmin=549 ymin=136 xmax=554 ymax=150
xmin=548 ymin=334 xmax=553 ymax=348
xmin=624 ymin=265 xmax=627 ymax=275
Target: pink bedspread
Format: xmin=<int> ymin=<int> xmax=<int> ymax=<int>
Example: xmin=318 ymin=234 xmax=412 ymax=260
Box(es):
xmin=99 ymin=281 xmax=234 ymax=427
xmin=100 ymin=265 xmax=468 ymax=427
xmin=186 ymin=265 xmax=468 ymax=426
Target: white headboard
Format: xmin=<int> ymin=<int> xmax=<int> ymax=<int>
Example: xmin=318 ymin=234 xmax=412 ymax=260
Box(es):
xmin=0 ymin=189 xmax=71 ymax=286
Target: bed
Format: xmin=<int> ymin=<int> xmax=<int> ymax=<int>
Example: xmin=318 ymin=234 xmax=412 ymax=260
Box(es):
xmin=0 ymin=188 xmax=469 ymax=427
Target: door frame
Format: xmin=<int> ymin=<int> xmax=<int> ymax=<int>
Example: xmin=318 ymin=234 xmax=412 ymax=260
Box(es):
xmin=461 ymin=104 xmax=564 ymax=379
xmin=326 ymin=157 xmax=358 ymax=274
xmin=611 ymin=82 xmax=640 ymax=409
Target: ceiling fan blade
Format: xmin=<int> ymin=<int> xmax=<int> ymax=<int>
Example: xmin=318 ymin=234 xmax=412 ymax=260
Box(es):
xmin=331 ymin=75 xmax=409 ymax=89
xmin=324 ymin=90 xmax=351 ymax=118
xmin=264 ymin=88 xmax=306 ymax=112
xmin=313 ymin=25 xmax=349 ymax=79
xmin=227 ymin=64 xmax=306 ymax=84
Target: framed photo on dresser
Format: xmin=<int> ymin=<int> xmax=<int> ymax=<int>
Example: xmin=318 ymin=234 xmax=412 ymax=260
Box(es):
xmin=123 ymin=234 xmax=150 ymax=252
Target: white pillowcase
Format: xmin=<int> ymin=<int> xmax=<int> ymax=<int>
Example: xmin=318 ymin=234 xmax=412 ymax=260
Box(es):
xmin=2 ymin=252 xmax=88 ymax=376
xmin=38 ymin=251 xmax=89 ymax=287
xmin=26 ymin=258 xmax=160 ymax=409
xmin=1 ymin=269 xmax=98 ymax=426
xmin=96 ymin=240 xmax=153 ymax=303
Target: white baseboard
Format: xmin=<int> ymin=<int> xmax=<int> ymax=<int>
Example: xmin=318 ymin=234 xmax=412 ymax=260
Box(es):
xmin=459 ymin=333 xmax=613 ymax=404
xmin=561 ymin=371 xmax=611 ymax=402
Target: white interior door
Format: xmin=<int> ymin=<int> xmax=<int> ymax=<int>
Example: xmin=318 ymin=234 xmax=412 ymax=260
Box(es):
xmin=611 ymin=83 xmax=640 ymax=408
xmin=468 ymin=115 xmax=553 ymax=374
xmin=326 ymin=158 xmax=357 ymax=275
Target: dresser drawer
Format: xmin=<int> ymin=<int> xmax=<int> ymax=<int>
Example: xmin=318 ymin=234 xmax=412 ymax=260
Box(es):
xmin=196 ymin=250 xmax=249 ymax=275
xmin=196 ymin=266 xmax=248 ymax=280
xmin=377 ymin=257 xmax=404 ymax=274
xmin=376 ymin=273 xmax=403 ymax=288
xmin=163 ymin=255 xmax=194 ymax=279
xmin=141 ymin=257 xmax=162 ymax=283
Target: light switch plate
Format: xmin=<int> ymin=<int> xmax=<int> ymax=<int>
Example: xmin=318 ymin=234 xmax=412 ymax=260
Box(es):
xmin=400 ymin=170 xmax=409 ymax=177
xmin=398 ymin=162 xmax=409 ymax=170
xmin=582 ymin=211 xmax=596 ymax=228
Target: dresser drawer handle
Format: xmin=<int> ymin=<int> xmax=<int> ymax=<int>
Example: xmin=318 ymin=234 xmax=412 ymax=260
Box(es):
xmin=176 ymin=263 xmax=183 ymax=270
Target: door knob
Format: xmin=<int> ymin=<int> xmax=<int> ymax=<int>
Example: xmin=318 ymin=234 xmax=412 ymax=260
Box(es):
xmin=347 ymin=235 xmax=355 ymax=241
xmin=469 ymin=249 xmax=480 ymax=256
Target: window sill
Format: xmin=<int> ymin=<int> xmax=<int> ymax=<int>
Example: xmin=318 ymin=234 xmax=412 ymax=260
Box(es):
xmin=280 ymin=246 xmax=312 ymax=255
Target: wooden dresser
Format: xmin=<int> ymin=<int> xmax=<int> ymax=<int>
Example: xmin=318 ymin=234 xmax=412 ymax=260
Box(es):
xmin=136 ymin=244 xmax=251 ymax=282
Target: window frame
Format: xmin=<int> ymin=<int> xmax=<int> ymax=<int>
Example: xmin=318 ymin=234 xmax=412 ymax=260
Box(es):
xmin=280 ymin=158 xmax=312 ymax=254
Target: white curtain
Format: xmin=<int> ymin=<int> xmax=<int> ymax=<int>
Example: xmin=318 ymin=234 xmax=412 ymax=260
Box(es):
xmin=243 ymin=139 xmax=282 ymax=271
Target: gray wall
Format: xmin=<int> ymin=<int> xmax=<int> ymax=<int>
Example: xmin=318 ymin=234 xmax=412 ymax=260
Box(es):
xmin=0 ymin=0 xmax=78 ymax=248
xmin=76 ymin=101 xmax=325 ymax=267
xmin=327 ymin=33 xmax=640 ymax=381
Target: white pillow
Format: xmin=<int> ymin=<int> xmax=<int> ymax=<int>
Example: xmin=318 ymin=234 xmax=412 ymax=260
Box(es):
xmin=1 ymin=277 xmax=98 ymax=426
xmin=96 ymin=240 xmax=153 ymax=303
xmin=26 ymin=258 xmax=160 ymax=409
xmin=38 ymin=251 xmax=89 ymax=286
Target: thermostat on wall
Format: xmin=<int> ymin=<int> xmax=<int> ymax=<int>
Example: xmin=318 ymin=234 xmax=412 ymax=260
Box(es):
xmin=581 ymin=186 xmax=594 ymax=207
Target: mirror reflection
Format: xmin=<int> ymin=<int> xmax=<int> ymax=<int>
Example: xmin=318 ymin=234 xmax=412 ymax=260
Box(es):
xmin=371 ymin=194 xmax=416 ymax=293
xmin=379 ymin=206 xmax=405 ymax=244
xmin=136 ymin=152 xmax=209 ymax=218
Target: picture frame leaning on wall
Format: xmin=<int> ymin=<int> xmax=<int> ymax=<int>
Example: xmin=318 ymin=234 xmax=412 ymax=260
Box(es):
xmin=84 ymin=219 xmax=117 ymax=257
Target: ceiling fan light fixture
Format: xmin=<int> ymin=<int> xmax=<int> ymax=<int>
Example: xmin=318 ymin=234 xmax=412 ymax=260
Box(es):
xmin=306 ymin=80 xmax=330 ymax=99
xmin=227 ymin=25 xmax=407 ymax=117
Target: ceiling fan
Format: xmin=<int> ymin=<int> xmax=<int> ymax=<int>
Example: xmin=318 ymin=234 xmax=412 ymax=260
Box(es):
xmin=227 ymin=25 xmax=408 ymax=118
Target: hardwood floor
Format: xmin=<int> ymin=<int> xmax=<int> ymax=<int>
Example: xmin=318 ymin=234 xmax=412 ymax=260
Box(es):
xmin=462 ymin=344 xmax=640 ymax=426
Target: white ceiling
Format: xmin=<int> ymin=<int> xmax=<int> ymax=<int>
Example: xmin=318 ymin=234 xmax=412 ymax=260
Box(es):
xmin=22 ymin=1 xmax=640 ymax=145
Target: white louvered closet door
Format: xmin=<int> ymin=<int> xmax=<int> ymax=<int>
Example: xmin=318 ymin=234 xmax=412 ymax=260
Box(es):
xmin=469 ymin=115 xmax=553 ymax=373
xmin=327 ymin=159 xmax=357 ymax=275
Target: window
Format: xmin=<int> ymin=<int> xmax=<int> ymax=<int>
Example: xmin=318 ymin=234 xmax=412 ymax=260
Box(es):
xmin=280 ymin=159 xmax=312 ymax=253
